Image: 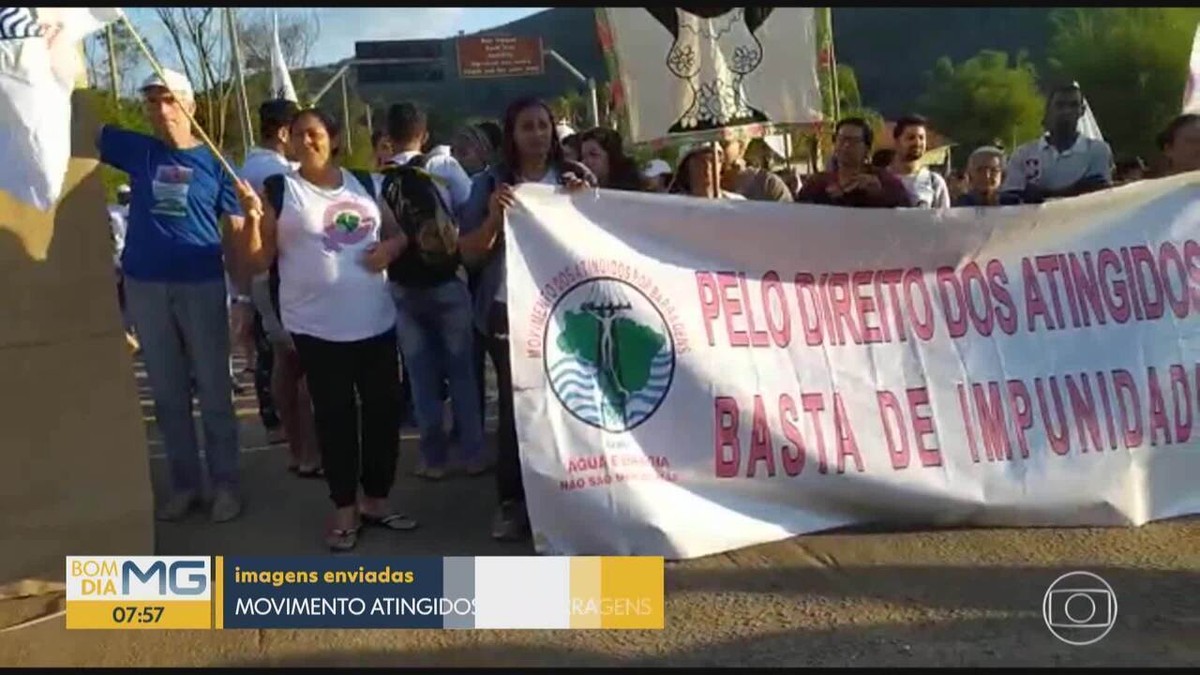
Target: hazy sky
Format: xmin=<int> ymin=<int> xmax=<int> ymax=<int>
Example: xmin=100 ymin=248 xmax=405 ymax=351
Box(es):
xmin=124 ymin=7 xmax=547 ymax=69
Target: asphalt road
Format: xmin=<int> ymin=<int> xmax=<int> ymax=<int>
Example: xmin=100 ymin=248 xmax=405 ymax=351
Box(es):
xmin=1 ymin=355 xmax=1197 ymax=667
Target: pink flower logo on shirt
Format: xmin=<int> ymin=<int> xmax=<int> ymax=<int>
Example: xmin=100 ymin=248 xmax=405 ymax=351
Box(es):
xmin=321 ymin=201 xmax=376 ymax=253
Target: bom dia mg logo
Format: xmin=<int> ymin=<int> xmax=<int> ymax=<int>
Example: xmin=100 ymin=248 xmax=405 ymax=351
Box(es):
xmin=67 ymin=556 xmax=209 ymax=598
xmin=543 ymin=276 xmax=676 ymax=433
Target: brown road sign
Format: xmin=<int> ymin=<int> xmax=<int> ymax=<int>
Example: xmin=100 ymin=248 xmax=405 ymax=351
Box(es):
xmin=457 ymin=35 xmax=544 ymax=79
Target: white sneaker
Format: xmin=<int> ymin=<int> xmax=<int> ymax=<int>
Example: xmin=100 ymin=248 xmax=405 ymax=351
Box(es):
xmin=210 ymin=488 xmax=243 ymax=523
xmin=156 ymin=492 xmax=199 ymax=522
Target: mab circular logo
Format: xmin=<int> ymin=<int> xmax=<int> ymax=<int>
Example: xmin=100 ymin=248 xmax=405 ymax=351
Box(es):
xmin=543 ymin=276 xmax=676 ymax=433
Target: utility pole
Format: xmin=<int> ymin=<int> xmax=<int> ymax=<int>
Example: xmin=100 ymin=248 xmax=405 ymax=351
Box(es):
xmin=310 ymin=58 xmax=424 ymax=106
xmin=104 ymin=24 xmax=119 ymax=100
xmin=341 ymin=75 xmax=353 ymax=154
xmin=544 ymin=48 xmax=599 ymax=128
xmin=224 ymin=8 xmax=253 ymax=157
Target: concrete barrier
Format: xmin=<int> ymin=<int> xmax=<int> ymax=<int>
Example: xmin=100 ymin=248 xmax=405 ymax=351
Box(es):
xmin=0 ymin=91 xmax=153 ymax=589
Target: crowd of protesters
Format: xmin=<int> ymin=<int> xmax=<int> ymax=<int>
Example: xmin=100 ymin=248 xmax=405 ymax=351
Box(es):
xmin=101 ymin=67 xmax=1200 ymax=551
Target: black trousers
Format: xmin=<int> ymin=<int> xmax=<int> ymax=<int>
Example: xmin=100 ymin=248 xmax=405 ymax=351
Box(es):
xmin=292 ymin=329 xmax=401 ymax=509
xmin=484 ymin=303 xmax=522 ymax=504
xmin=251 ymin=311 xmax=280 ymax=429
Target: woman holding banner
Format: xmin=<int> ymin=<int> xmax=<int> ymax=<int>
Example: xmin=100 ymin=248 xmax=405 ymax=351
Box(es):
xmin=459 ymin=97 xmax=595 ymax=542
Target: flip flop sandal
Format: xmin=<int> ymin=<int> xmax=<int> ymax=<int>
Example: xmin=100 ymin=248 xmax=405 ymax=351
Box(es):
xmin=325 ymin=526 xmax=360 ymax=552
xmin=361 ymin=512 xmax=419 ymax=531
xmin=296 ymin=466 xmax=325 ymax=479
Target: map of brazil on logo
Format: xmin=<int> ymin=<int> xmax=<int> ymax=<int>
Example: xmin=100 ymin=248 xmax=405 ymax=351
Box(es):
xmin=544 ymin=277 xmax=676 ymax=433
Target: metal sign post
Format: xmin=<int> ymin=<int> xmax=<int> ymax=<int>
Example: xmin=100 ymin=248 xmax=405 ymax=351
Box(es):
xmin=309 ymin=57 xmax=433 ymax=107
xmin=544 ymin=47 xmax=599 ymax=129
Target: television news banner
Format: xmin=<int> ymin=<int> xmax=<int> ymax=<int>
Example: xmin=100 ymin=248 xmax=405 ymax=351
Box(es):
xmin=64 ymin=215 xmax=1198 ymax=636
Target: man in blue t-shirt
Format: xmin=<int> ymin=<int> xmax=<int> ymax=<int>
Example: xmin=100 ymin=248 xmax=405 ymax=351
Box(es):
xmin=97 ymin=68 xmax=246 ymax=523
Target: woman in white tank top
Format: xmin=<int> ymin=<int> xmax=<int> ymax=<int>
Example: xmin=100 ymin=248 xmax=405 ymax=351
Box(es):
xmin=233 ymin=108 xmax=416 ymax=551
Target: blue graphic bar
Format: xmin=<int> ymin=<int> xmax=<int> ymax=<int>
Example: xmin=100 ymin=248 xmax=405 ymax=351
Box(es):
xmin=221 ymin=556 xmax=453 ymax=629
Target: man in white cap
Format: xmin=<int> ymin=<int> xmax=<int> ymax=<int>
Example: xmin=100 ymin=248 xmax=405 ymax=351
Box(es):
xmin=641 ymin=158 xmax=673 ymax=192
xmin=95 ymin=68 xmax=247 ymax=523
xmin=557 ymin=122 xmax=580 ymax=163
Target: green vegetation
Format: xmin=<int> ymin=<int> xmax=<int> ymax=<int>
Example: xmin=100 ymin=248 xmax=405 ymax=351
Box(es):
xmin=1046 ymin=7 xmax=1200 ymax=158
xmin=917 ymin=50 xmax=1045 ymax=152
xmin=78 ymin=88 xmax=151 ymax=201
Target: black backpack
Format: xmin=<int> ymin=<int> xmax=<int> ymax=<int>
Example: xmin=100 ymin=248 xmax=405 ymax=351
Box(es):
xmin=263 ymin=169 xmax=377 ymax=320
xmin=379 ymin=154 xmax=460 ymax=283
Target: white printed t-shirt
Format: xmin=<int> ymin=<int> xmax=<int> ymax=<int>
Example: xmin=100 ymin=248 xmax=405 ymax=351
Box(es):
xmin=388 ymin=150 xmax=473 ymax=213
xmin=239 ymin=146 xmax=298 ymax=334
xmin=495 ymin=168 xmax=562 ymax=302
xmin=1001 ymin=134 xmax=1113 ymax=193
xmin=896 ymin=167 xmax=951 ymax=208
xmin=107 ymin=204 xmax=128 ymax=268
xmin=274 ymin=168 xmax=396 ymax=342
xmin=239 ymin=147 xmax=296 ymax=193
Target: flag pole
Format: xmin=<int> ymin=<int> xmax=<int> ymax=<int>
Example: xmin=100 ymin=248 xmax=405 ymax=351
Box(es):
xmin=118 ymin=12 xmax=240 ymax=181
xmin=224 ymin=8 xmax=253 ymax=158
xmin=341 ymin=75 xmax=353 ymax=154
xmin=826 ymin=8 xmax=841 ymax=122
xmin=104 ymin=24 xmax=119 ymax=100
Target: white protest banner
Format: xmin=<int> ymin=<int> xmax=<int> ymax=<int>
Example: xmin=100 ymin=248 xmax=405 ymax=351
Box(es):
xmin=597 ymin=7 xmax=823 ymax=144
xmin=505 ymin=174 xmax=1200 ymax=559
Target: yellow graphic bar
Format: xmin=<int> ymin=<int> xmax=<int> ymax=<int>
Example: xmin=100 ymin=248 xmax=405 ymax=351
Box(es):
xmin=214 ymin=556 xmax=224 ymax=630
xmin=568 ymin=556 xmax=664 ymax=630
xmin=66 ymin=600 xmax=212 ymax=630
xmin=599 ymin=556 xmax=664 ymax=629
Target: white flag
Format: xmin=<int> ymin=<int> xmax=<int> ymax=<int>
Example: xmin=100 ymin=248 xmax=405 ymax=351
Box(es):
xmin=1183 ymin=22 xmax=1200 ymax=114
xmin=600 ymin=8 xmax=823 ymax=144
xmin=269 ymin=12 xmax=297 ymax=103
xmin=1079 ymin=97 xmax=1104 ymax=142
xmin=0 ymin=7 xmax=121 ymax=210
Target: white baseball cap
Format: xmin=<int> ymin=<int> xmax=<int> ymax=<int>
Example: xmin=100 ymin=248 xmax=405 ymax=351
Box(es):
xmin=140 ymin=68 xmax=194 ymax=100
xmin=642 ymin=159 xmax=672 ymax=178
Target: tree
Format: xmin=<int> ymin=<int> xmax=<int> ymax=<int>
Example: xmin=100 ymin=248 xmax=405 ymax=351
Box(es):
xmin=1047 ymin=7 xmax=1200 ymax=158
xmin=835 ymin=63 xmax=862 ymax=112
xmin=550 ymin=89 xmax=587 ymax=130
xmin=149 ymin=9 xmax=320 ymax=158
xmin=917 ymin=49 xmax=1045 ymax=152
xmin=153 ymin=8 xmax=237 ymax=148
xmin=78 ymin=88 xmax=153 ymax=201
xmin=83 ymin=21 xmax=141 ymax=96
xmin=236 ymin=9 xmax=321 ymax=97
xmin=549 ymin=80 xmax=619 ymax=132
xmin=236 ymin=10 xmax=320 ymax=74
